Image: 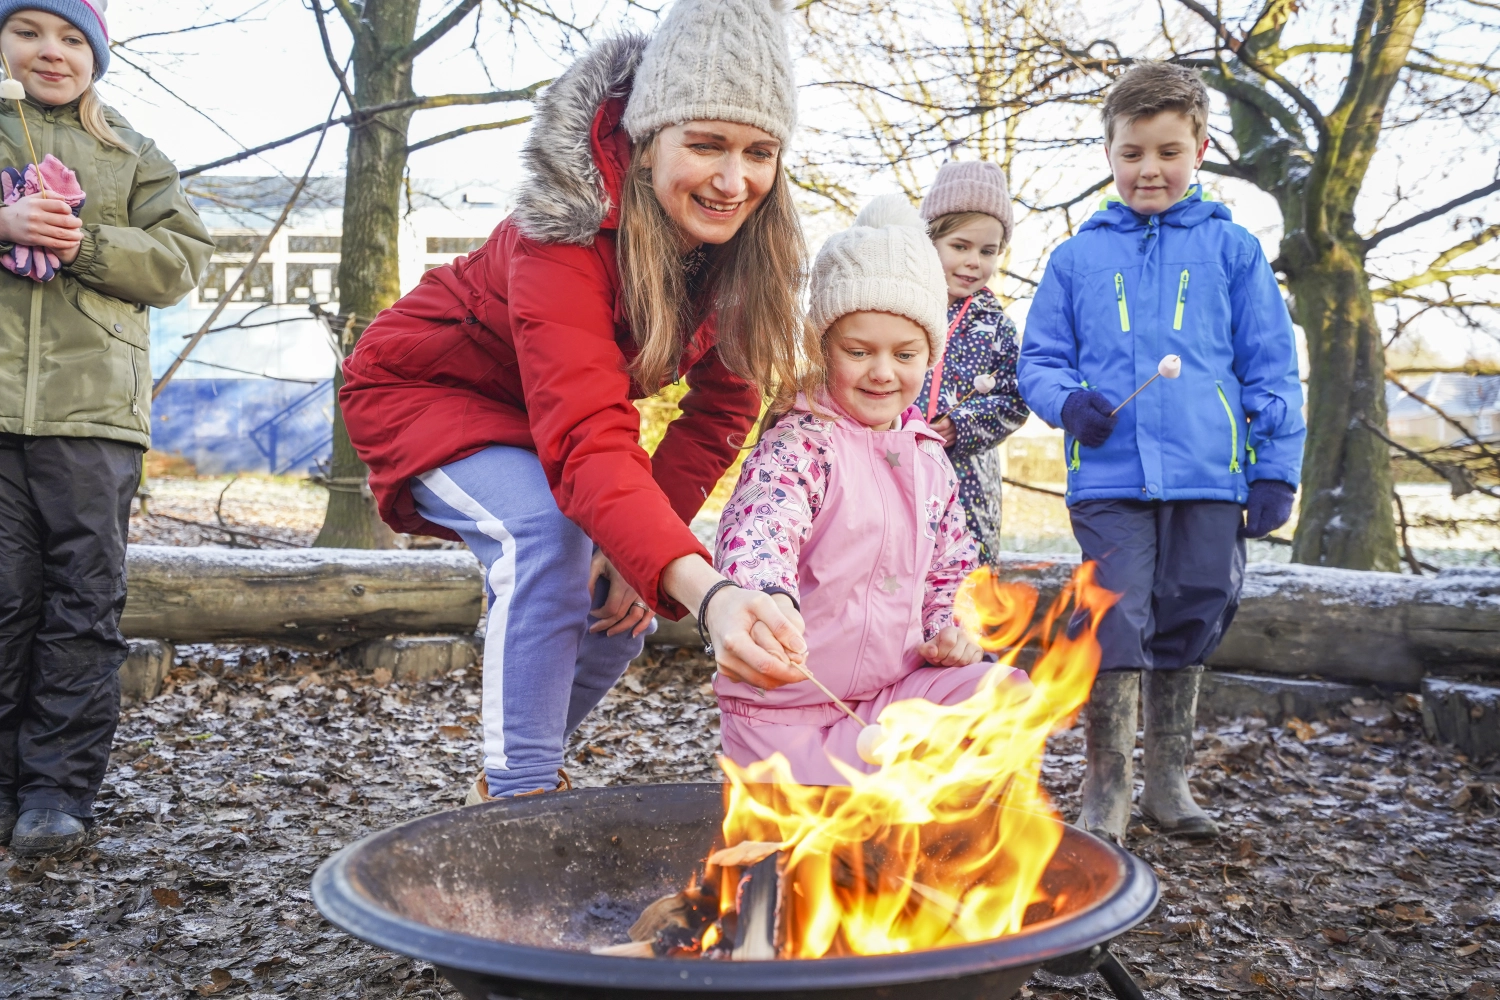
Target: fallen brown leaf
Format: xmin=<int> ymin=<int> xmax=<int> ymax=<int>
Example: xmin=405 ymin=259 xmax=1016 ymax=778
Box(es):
xmin=151 ymin=887 xmax=183 ymax=908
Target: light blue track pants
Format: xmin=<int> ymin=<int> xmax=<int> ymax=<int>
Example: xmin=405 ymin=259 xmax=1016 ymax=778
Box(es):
xmin=410 ymin=446 xmax=651 ymax=797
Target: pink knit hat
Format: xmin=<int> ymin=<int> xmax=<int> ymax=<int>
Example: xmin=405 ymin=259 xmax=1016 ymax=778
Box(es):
xmin=918 ymin=160 xmax=1013 ymax=250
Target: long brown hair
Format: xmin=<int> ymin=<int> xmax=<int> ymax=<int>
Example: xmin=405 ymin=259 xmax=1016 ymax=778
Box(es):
xmin=618 ymin=132 xmax=807 ymax=397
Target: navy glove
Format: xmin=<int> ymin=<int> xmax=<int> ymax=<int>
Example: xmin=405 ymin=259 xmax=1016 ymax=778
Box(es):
xmin=1060 ymin=390 xmax=1117 ymax=448
xmin=1241 ymin=480 xmax=1296 ymax=538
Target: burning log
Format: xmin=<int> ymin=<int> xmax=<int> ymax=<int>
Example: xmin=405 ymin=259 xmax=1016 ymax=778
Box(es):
xmin=731 ymin=853 xmax=783 ymax=960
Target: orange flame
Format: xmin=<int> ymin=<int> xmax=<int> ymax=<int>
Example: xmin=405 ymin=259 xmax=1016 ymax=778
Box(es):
xmin=717 ymin=563 xmax=1116 ymax=958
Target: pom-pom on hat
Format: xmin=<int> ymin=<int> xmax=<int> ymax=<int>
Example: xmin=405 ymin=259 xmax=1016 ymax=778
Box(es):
xmin=623 ymin=0 xmax=797 ymax=144
xmin=0 ymin=0 xmax=110 ymax=78
xmin=919 ymin=159 xmax=1013 ymax=250
xmin=809 ymin=193 xmax=950 ymax=364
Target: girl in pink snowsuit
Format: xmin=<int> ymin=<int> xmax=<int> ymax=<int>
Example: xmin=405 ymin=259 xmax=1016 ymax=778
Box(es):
xmin=714 ymin=196 xmax=1024 ymax=785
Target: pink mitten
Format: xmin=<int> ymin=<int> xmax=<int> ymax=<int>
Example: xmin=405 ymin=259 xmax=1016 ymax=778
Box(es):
xmin=33 ymin=155 xmax=85 ymax=212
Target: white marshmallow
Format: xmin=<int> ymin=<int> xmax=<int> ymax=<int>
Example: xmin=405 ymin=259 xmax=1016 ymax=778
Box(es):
xmin=1158 ymin=355 xmax=1182 ymax=379
xmin=0 ymin=79 xmax=25 ymax=101
xmin=973 ymin=372 xmax=997 ymax=394
xmin=856 ymin=723 xmax=888 ymax=765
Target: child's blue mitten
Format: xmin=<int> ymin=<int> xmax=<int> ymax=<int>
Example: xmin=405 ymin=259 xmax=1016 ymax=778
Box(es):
xmin=1061 ymin=389 xmax=1117 ymax=447
xmin=1241 ymin=480 xmax=1295 ymax=538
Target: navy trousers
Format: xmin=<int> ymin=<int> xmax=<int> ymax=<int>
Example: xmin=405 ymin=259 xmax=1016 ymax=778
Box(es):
xmin=1069 ymin=499 xmax=1245 ymax=672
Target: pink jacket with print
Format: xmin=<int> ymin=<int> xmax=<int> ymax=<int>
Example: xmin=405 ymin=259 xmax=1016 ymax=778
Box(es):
xmin=714 ymin=394 xmax=979 ymax=712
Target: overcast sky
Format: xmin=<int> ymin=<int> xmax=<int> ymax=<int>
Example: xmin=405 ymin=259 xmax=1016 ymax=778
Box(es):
xmin=97 ymin=0 xmax=1500 ymax=362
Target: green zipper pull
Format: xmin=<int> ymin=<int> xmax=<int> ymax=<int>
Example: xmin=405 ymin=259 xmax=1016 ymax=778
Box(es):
xmin=1114 ymin=273 xmax=1130 ymax=332
xmin=1173 ymin=269 xmax=1189 ymax=330
xmin=1069 ymin=438 xmax=1081 ymax=472
xmin=1216 ymin=385 xmax=1241 ymax=473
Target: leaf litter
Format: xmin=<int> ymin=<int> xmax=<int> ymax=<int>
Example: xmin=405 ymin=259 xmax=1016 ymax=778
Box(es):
xmin=0 ymin=640 xmax=1494 ymax=999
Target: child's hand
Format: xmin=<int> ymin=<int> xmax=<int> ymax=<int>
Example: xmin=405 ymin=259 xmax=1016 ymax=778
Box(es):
xmin=768 ymin=591 xmax=805 ymax=636
xmin=587 ymin=550 xmax=654 ymax=638
xmin=930 ymin=415 xmax=958 ymax=448
xmin=918 ymin=626 xmax=985 ymax=667
xmin=0 ymin=195 xmax=82 ymax=256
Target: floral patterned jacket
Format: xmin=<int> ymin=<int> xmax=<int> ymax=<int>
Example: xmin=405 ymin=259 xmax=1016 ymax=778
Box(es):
xmin=915 ymin=287 xmax=1029 ymax=560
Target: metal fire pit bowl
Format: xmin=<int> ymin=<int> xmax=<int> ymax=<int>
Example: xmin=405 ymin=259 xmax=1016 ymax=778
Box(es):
xmin=313 ymin=783 xmax=1158 ymax=1000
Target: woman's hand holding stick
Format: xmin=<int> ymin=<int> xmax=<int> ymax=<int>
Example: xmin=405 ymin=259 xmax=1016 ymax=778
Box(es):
xmin=664 ymin=555 xmax=807 ymax=691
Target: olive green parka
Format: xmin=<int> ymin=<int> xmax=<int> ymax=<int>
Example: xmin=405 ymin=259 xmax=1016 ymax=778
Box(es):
xmin=0 ymin=98 xmax=213 ymax=449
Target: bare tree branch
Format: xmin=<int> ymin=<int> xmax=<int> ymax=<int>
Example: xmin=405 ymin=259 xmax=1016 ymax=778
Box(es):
xmin=1364 ymin=175 xmax=1500 ymax=249
xmin=1175 ymin=0 xmax=1331 ymax=141
xmin=310 ymin=1 xmax=356 ymax=111
xmin=179 ymin=82 xmax=548 ymax=177
xmin=402 ymin=0 xmax=484 ymax=61
xmin=156 ymin=93 xmax=342 ymax=398
xmin=406 ymin=115 xmax=531 ymax=154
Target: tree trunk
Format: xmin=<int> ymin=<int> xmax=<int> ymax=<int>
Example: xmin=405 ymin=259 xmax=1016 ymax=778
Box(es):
xmin=315 ymin=0 xmax=419 ymax=549
xmin=1287 ymin=240 xmax=1401 ymax=571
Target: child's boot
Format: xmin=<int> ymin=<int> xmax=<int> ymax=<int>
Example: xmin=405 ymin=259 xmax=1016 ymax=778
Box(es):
xmin=1140 ymin=665 xmax=1220 ymax=838
xmin=1078 ymin=669 xmax=1139 ymax=843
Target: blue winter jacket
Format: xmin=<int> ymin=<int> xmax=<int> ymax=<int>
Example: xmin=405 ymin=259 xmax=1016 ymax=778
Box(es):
xmin=1019 ymin=187 xmax=1304 ymax=505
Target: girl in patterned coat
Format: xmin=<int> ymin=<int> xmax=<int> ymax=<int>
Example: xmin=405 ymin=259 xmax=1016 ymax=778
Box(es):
xmin=914 ymin=161 xmax=1030 ymax=562
xmin=714 ymin=196 xmax=1025 ymax=785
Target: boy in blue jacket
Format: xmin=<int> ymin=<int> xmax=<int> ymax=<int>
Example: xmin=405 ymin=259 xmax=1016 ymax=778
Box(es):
xmin=1019 ymin=63 xmax=1304 ymax=841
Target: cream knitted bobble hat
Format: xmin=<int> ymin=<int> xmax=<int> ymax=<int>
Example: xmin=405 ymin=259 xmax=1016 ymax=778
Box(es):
xmin=623 ymin=0 xmax=797 ymax=144
xmin=809 ymin=194 xmax=950 ymax=365
xmin=919 ymin=160 xmax=1014 ymax=250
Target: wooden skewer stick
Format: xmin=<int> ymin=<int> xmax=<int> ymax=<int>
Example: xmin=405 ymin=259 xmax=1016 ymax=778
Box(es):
xmin=1110 ymin=373 xmax=1160 ymax=417
xmin=792 ymin=661 xmax=868 ymax=728
xmin=0 ymin=54 xmax=46 ymax=198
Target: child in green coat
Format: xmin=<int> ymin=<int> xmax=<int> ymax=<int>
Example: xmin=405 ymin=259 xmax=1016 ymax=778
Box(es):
xmin=0 ymin=1 xmax=213 ymax=856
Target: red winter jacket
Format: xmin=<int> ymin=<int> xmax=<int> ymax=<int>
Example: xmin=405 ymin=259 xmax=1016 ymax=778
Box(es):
xmin=339 ymin=35 xmax=760 ymax=618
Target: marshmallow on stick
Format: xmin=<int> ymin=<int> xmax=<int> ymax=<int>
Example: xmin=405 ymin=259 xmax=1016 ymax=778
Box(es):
xmin=0 ymin=78 xmax=22 ymax=100
xmin=1110 ymin=354 xmax=1182 ymax=416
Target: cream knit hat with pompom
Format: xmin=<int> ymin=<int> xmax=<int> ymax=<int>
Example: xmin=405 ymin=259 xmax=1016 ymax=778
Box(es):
xmin=809 ymin=194 xmax=950 ymax=364
xmin=623 ymin=0 xmax=797 ymax=144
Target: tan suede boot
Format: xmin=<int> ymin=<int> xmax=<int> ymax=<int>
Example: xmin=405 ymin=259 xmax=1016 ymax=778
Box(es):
xmin=1140 ymin=666 xmax=1220 ymax=838
xmin=463 ymin=769 xmax=573 ymax=806
xmin=1078 ymin=670 xmax=1139 ymax=843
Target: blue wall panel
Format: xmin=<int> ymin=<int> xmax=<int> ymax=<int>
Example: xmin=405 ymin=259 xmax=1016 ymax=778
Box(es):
xmin=150 ymin=379 xmax=333 ymax=476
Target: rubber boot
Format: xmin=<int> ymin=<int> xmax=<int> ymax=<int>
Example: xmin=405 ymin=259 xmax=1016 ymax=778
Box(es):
xmin=0 ymin=799 xmax=16 ymax=844
xmin=1078 ymin=670 xmax=1139 ymax=843
xmin=1140 ymin=665 xmax=1220 ymax=838
xmin=10 ymin=808 xmax=88 ymax=857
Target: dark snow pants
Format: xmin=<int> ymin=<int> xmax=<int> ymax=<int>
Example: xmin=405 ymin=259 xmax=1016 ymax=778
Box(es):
xmin=1069 ymin=499 xmax=1245 ymax=672
xmin=0 ymin=434 xmax=140 ymax=819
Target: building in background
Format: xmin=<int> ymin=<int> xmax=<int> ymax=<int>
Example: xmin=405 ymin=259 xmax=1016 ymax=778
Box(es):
xmin=149 ymin=177 xmax=510 ymax=475
xmin=1387 ymin=373 xmax=1500 ymax=448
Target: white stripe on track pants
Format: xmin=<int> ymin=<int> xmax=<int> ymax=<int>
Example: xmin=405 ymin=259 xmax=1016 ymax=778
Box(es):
xmin=411 ymin=445 xmax=651 ymax=796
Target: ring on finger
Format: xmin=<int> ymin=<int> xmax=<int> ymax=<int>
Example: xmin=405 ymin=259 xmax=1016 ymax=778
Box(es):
xmin=630 ymin=601 xmax=650 ymax=614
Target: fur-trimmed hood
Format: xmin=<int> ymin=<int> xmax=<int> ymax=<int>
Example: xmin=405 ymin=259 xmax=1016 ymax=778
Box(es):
xmin=512 ymin=34 xmax=647 ymax=246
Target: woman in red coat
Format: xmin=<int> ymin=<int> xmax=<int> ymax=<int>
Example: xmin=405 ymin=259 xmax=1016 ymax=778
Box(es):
xmin=340 ymin=0 xmax=809 ymax=799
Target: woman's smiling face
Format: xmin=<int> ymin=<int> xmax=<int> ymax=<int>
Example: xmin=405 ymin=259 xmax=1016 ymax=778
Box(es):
xmin=825 ymin=311 xmax=931 ymax=430
xmin=646 ymin=120 xmax=781 ymax=249
xmin=1 ymin=10 xmax=94 ymax=107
